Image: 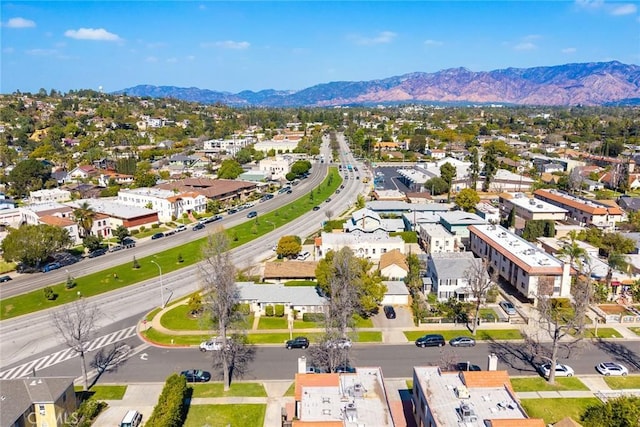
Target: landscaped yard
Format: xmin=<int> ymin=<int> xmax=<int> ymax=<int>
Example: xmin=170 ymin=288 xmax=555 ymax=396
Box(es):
xmin=184 ymin=404 xmax=266 ymax=427
xmin=511 ymin=377 xmax=589 ymax=392
xmin=257 ymin=317 xmax=322 ymax=330
xmin=74 ymin=385 xmax=127 ymax=400
xmin=597 ymin=304 xmax=635 ymax=316
xmin=520 ymin=398 xmax=599 ymax=425
xmin=630 ymin=327 xmax=640 ymax=336
xmin=160 ymin=304 xmax=214 ymax=331
xmin=190 ymin=382 xmax=267 ymax=398
xmin=404 ymin=329 xmax=523 ymax=341
xmin=603 ymin=375 xmax=640 ymax=389
xmin=583 ymin=327 xmax=623 ymax=338
xmin=284 ymin=280 xmax=316 ymax=286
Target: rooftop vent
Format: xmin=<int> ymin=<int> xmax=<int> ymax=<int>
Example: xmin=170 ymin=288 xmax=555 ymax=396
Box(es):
xmin=459 ymin=403 xmax=478 ymax=423
xmin=345 ymin=402 xmax=358 ymax=422
xmin=529 ymin=199 xmax=536 ymax=205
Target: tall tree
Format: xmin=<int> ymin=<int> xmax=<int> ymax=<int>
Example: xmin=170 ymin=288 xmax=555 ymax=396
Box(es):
xmin=1 ymin=224 xmax=72 ymax=267
xmin=8 ymin=159 xmax=52 ymax=197
xmin=217 ymin=159 xmax=243 ymax=179
xmin=482 ymin=145 xmax=498 ymax=192
xmin=465 ymin=258 xmax=493 ymax=336
xmin=51 ymin=299 xmax=100 ymax=391
xmin=276 ymin=235 xmax=302 ymax=259
xmin=581 ymin=396 xmax=640 ymax=427
xmin=73 ymin=201 xmax=96 ymax=238
xmin=468 ymin=146 xmax=480 ymax=190
xmin=556 ymin=231 xmax=587 ymax=269
xmin=605 ymin=251 xmax=629 ymax=295
xmin=440 ymin=162 xmax=457 ymax=202
xmin=454 ymin=188 xmax=480 ymax=212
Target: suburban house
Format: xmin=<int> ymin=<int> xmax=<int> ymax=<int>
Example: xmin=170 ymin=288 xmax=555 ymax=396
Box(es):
xmin=468 ymin=224 xmax=571 ymax=299
xmin=68 ymin=164 xmax=99 ymax=181
xmin=379 ymin=249 xmax=409 ymax=280
xmin=426 ymin=252 xmax=482 ymax=301
xmin=97 ymin=171 xmax=135 ymax=187
xmin=0 ymin=377 xmax=78 ymax=427
xmin=262 ymin=261 xmax=318 ymax=283
xmin=291 ymin=366 xmax=395 ymax=426
xmin=236 ymin=282 xmax=327 ymax=319
xmin=499 ymin=192 xmax=568 ymax=221
xmin=117 ymin=188 xmax=207 ymax=222
xmin=418 ymin=223 xmax=458 ymax=254
xmin=38 ymin=214 xmax=82 ymax=245
xmin=317 ymin=230 xmax=405 ymax=261
xmin=258 ymin=156 xmax=294 ymax=181
xmin=412 ymin=367 xmax=544 ymax=427
xmin=533 ymin=189 xmax=624 ymax=230
xmin=28 ymin=189 xmax=71 ymax=204
xmin=345 ymin=208 xmax=404 ymax=233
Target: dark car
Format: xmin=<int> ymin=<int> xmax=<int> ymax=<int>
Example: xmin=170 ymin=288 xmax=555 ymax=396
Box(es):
xmin=335 ymin=365 xmax=356 ymax=374
xmin=312 ymin=206 xmax=320 ymax=211
xmin=227 ymin=208 xmax=238 ymax=214
xmin=325 ymin=198 xmax=331 ymax=203
xmin=205 ymin=215 xmax=223 ymax=223
xmin=122 ymin=238 xmax=136 ymax=248
xmin=415 ymin=334 xmax=445 ymax=348
xmin=454 ymin=362 xmax=482 ymax=372
xmin=180 ymin=369 xmax=211 ymax=382
xmin=285 ymin=336 xmax=309 ymax=349
xmin=247 ymin=211 xmax=258 ymax=218
xmin=449 ymin=336 xmax=476 ymax=347
xmin=192 ymin=223 xmax=205 ymax=231
xmin=383 ymin=305 xmax=396 ymax=319
xmin=41 ymin=262 xmax=62 ymax=273
xmin=88 ymin=248 xmax=107 ymax=258
xmin=151 ymin=232 xmax=165 ymax=240
xmin=0 ymin=275 xmax=12 ymax=282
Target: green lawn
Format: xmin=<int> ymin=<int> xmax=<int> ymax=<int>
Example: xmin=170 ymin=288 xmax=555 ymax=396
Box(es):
xmin=511 ymin=377 xmax=589 ymax=392
xmin=74 ymin=385 xmax=127 ymax=400
xmin=0 ymin=168 xmax=341 ymax=321
xmin=184 ymin=404 xmax=266 ymax=427
xmin=190 ymin=382 xmax=267 ymax=398
xmin=0 ymin=259 xmax=16 ymax=274
xmin=284 ymin=382 xmax=296 ymax=397
xmin=520 ymin=398 xmax=599 ymax=425
xmin=160 ymin=304 xmax=214 ymax=331
xmin=404 ymin=329 xmax=523 ymax=341
xmin=284 ymin=280 xmax=317 ymax=286
xmin=145 ymin=307 xmax=162 ymax=322
xmin=629 ymin=327 xmax=640 ymax=336
xmin=583 ymin=327 xmax=623 ymax=339
xmin=353 ymin=315 xmax=374 ymax=328
xmin=603 ymin=375 xmax=640 ymax=389
xmin=142 ymin=328 xmax=209 ymax=346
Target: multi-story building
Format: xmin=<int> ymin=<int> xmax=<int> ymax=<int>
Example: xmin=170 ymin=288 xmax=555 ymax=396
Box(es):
xmin=258 ymin=155 xmax=294 ymax=180
xmin=203 ymin=137 xmax=255 ymax=156
xmin=317 ymin=230 xmax=404 ymax=261
xmin=533 ymin=189 xmax=624 ymax=230
xmin=117 ymin=188 xmax=207 ymax=222
xmin=28 ymin=188 xmax=72 ymax=204
xmin=468 ymin=224 xmax=571 ymax=299
xmin=427 ymin=252 xmax=483 ymax=301
xmin=418 ymin=224 xmax=457 ymax=254
xmin=499 ymin=192 xmax=568 ymax=221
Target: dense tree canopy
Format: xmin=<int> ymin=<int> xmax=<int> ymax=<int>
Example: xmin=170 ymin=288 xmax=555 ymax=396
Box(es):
xmin=8 ymin=159 xmax=52 ymax=197
xmin=217 ymin=159 xmax=244 ymax=179
xmin=1 ymin=224 xmax=73 ymax=266
xmin=454 ymin=188 xmax=480 ymax=212
xmin=276 ymin=235 xmax=302 ymax=259
xmin=581 ymin=396 xmax=640 ymax=427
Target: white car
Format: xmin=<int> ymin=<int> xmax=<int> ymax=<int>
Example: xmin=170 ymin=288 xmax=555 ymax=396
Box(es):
xmin=539 ymin=363 xmax=574 ymax=378
xmin=199 ymin=337 xmax=226 ymax=352
xmin=325 ymin=338 xmax=352 ymax=349
xmin=596 ymin=362 xmax=629 ymax=376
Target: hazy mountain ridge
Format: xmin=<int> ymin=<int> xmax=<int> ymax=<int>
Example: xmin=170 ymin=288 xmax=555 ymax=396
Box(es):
xmin=116 ymin=61 xmax=640 ymax=106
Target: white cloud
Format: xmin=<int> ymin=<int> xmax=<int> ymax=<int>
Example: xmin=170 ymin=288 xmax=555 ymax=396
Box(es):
xmin=610 ymin=3 xmax=637 ymax=15
xmin=64 ymin=28 xmax=121 ymax=41
xmin=561 ymin=47 xmax=577 ymax=53
xmin=26 ymin=48 xmax=57 ymax=56
xmin=5 ymin=17 xmax=36 ymax=28
xmin=166 ymin=57 xmax=177 ymax=63
xmin=202 ymin=40 xmax=250 ymax=49
xmin=350 ymin=31 xmax=397 ymax=45
xmin=146 ymin=56 xmax=158 ymax=62
xmin=574 ymin=0 xmax=605 ymax=11
xmin=3 ymin=47 xmax=15 ymax=54
xmin=186 ymin=55 xmax=196 ymax=61
xmin=514 ymin=42 xmax=537 ymax=51
xmin=424 ymin=39 xmax=443 ymax=47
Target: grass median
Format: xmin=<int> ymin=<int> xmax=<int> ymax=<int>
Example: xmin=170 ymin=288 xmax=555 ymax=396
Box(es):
xmin=404 ymin=329 xmax=523 ymax=341
xmin=0 ymin=168 xmax=342 ymax=321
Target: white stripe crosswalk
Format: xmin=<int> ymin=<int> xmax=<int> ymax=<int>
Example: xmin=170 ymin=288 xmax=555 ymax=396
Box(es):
xmin=0 ymin=325 xmax=137 ymax=380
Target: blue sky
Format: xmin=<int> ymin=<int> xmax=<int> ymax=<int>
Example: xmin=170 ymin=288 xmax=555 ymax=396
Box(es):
xmin=2 ymin=1 xmax=639 ymax=94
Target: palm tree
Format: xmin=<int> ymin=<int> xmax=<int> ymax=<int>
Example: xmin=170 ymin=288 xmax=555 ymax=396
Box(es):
xmin=605 ymin=251 xmax=629 ymax=296
xmin=557 ymin=231 xmax=587 ymax=271
xmin=73 ymin=201 xmax=96 ymax=238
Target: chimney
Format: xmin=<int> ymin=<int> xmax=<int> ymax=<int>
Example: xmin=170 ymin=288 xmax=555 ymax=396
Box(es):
xmin=298 ymin=356 xmax=307 ymax=374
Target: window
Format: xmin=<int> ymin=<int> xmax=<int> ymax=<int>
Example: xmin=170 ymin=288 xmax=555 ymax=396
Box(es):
xmin=39 ymin=404 xmax=45 ymax=415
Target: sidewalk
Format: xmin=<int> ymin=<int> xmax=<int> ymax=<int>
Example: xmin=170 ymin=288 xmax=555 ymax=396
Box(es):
xmin=515 ymin=374 xmax=640 ymax=401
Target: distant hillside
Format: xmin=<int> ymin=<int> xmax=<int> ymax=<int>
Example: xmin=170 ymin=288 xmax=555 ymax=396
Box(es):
xmin=116 ymin=61 xmax=640 ymax=107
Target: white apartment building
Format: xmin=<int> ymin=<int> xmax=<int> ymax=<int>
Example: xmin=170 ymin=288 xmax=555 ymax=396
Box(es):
xmin=258 ymin=156 xmax=293 ymax=180
xmin=253 ymin=140 xmax=299 ymax=153
xmin=534 ymin=189 xmax=624 ymax=230
xmin=317 ymin=230 xmax=404 ymax=261
xmin=500 ymin=192 xmax=568 ymax=221
xmin=117 ymin=188 xmax=207 ymax=222
xmin=29 ymin=188 xmax=72 ymax=204
xmin=203 ymin=137 xmax=255 ymax=156
xmin=418 ymin=223 xmax=457 ymax=254
xmin=469 ymin=224 xmax=571 ymax=299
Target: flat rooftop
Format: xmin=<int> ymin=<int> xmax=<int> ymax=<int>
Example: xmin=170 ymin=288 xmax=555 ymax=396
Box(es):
xmin=505 ymin=193 xmax=568 ymax=214
xmin=65 ymin=198 xmax=156 ymax=219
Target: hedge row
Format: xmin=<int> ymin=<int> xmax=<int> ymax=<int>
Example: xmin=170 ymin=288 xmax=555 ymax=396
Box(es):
xmin=146 ymin=373 xmax=189 ymax=427
xmin=264 ymin=304 xmax=285 ymax=317
xmin=302 ymin=313 xmax=325 ymax=322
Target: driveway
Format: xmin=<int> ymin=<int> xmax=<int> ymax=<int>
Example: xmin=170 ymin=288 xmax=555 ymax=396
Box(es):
xmin=372 ymin=305 xmax=414 ymax=344
xmin=93 ymin=383 xmax=163 ymax=427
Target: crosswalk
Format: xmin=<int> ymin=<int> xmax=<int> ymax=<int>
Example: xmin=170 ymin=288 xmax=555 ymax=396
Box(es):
xmin=0 ymin=325 xmax=137 ymax=380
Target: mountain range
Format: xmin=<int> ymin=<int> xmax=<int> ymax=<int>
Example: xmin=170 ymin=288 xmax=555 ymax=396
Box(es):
xmin=116 ymin=61 xmax=640 ymax=107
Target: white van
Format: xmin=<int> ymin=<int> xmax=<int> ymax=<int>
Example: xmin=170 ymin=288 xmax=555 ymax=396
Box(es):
xmin=120 ymin=410 xmax=142 ymax=427
xmin=297 ymin=251 xmax=310 ymax=261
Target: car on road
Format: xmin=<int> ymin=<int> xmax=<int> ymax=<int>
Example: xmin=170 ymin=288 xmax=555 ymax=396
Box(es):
xmin=109 ymin=244 xmax=124 ymax=252
xmin=192 ymin=223 xmax=205 ymax=231
xmin=204 ymin=215 xmax=223 ymax=223
xmin=596 ymin=362 xmax=628 ymax=376
xmin=285 ymin=336 xmax=309 ymax=349
xmin=41 ymin=262 xmax=62 ymax=273
xmin=199 ymin=337 xmax=226 ymax=351
xmin=227 ymin=208 xmax=238 ymax=214
xmin=449 ymin=336 xmax=476 ymax=347
xmin=247 ymin=211 xmax=258 ymax=218
xmin=340 ymin=185 xmax=345 ymax=189
xmin=325 ymin=338 xmax=352 ymax=349
xmin=151 ymin=232 xmax=165 ymax=240
xmin=180 ymin=369 xmax=211 ymax=382
xmin=306 ymin=365 xmax=328 ymax=374
xmin=312 ymin=206 xmax=320 ymax=211
xmin=499 ymin=300 xmax=517 ymax=316
xmin=383 ymin=305 xmax=396 ymax=319
xmin=335 ymin=365 xmax=356 ymax=373
xmin=122 ymin=238 xmax=136 ymax=248
xmin=453 ymin=362 xmax=482 ymax=372
xmin=89 ymin=248 xmax=107 ymax=258
xmin=0 ymin=275 xmax=12 ymax=282
xmin=325 ymin=198 xmax=332 ymax=203
xmin=539 ymin=363 xmax=574 ymax=378
xmin=175 ymin=225 xmax=187 ymax=232
xmin=415 ymin=334 xmax=445 ymax=348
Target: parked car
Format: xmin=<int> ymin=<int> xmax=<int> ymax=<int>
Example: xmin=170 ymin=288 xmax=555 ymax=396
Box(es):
xmin=227 ymin=208 xmax=238 ymax=214
xmin=151 ymin=232 xmax=165 ymax=240
xmin=88 ymin=248 xmax=107 ymax=258
xmin=247 ymin=211 xmax=258 ymax=218
xmin=383 ymin=305 xmax=396 ymax=319
xmin=306 ymin=365 xmax=328 ymax=374
xmin=192 ymin=223 xmax=205 ymax=231
xmin=312 ymin=206 xmax=320 ymax=211
xmin=109 ymin=244 xmax=124 ymax=252
xmin=415 ymin=334 xmax=445 ymax=348
xmin=175 ymin=225 xmax=187 ymax=232
xmin=499 ymin=300 xmax=517 ymax=316
xmin=325 ymin=198 xmax=332 ymax=203
xmin=122 ymin=238 xmax=136 ymax=248
xmin=204 ymin=215 xmax=223 ymax=223
xmin=41 ymin=262 xmax=62 ymax=273
xmin=596 ymin=362 xmax=628 ymax=376
xmin=0 ymin=275 xmax=12 ymax=282
xmin=335 ymin=365 xmax=356 ymax=373
xmin=449 ymin=336 xmax=476 ymax=347
xmin=285 ymin=336 xmax=309 ymax=349
xmin=180 ymin=369 xmax=211 ymax=382
xmin=453 ymin=362 xmax=482 ymax=372
xmin=325 ymin=338 xmax=352 ymax=349
xmin=199 ymin=337 xmax=226 ymax=352
xmin=297 ymin=251 xmax=311 ymax=261
xmin=539 ymin=363 xmax=574 ymax=378
xmin=119 ymin=410 xmax=143 ymax=427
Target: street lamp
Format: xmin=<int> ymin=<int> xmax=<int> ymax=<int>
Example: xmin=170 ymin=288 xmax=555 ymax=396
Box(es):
xmin=150 ymin=260 xmax=164 ymax=308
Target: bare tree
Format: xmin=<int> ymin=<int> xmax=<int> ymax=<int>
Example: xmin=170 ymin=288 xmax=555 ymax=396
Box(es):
xmin=324 ymin=209 xmax=333 ymax=222
xmin=199 ymin=228 xmax=242 ymax=391
xmin=51 ymin=299 xmax=100 ymax=391
xmin=465 ymin=258 xmax=493 ymax=336
xmin=90 ymin=343 xmax=131 ymax=378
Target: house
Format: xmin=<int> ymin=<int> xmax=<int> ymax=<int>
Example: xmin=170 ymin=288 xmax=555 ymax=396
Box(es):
xmin=345 ymin=208 xmax=404 ymax=233
xmin=475 ymin=202 xmax=501 ymax=223
xmin=262 ymin=261 xmax=318 ymax=283
xmin=412 ymin=367 xmax=544 ymax=427
xmin=97 ymin=171 xmax=134 ymax=187
xmin=155 ymin=178 xmax=258 ymax=206
xmin=499 ymin=192 xmax=568 ymax=221
xmin=379 ymin=249 xmax=409 ymax=280
xmin=117 ymin=188 xmax=207 ymax=222
xmin=0 ymin=377 xmax=78 ymax=427
xmin=317 ymin=230 xmax=405 ymax=261
xmin=39 ymin=214 xmax=82 ymax=245
xmin=258 ymin=156 xmax=294 ymax=180
xmin=291 ymin=365 xmax=395 ymax=426
xmin=534 ymin=189 xmax=624 ymax=230
xmin=236 ymin=282 xmax=326 ymax=319
xmin=65 ymin=199 xmax=159 ymax=230
xmin=617 ymin=195 xmax=640 ymax=212
xmin=68 ymin=165 xmax=98 ymax=181
xmin=0 ymin=193 xmax=16 ymax=210
xmin=28 ymin=189 xmax=72 ymax=204
xmin=418 ymin=223 xmax=458 ymax=254
xmin=426 ymin=148 xmax=446 ymax=159
xmin=427 ymin=252 xmax=482 ymax=301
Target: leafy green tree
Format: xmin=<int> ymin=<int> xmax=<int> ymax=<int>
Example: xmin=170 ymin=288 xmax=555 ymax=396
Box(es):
xmin=482 ymin=145 xmax=498 ymax=192
xmin=601 ymin=232 xmax=636 ymax=256
xmin=454 ymin=188 xmax=480 ymax=212
xmin=276 ymin=235 xmax=302 ymax=258
xmin=502 ymin=208 xmax=516 ymax=228
xmin=556 ymin=231 xmax=587 ymax=269
xmin=521 ymin=220 xmax=555 ymax=242
xmin=73 ymin=201 xmax=96 ymax=238
xmin=1 ymin=224 xmax=72 ymax=267
xmin=605 ymin=251 xmax=629 ymax=293
xmin=440 ymin=162 xmax=457 ymax=202
xmin=409 ymin=134 xmax=426 ymax=153
xmin=187 ymin=293 xmax=203 ymax=316
xmin=8 ymin=159 xmax=52 ymax=197
xmin=234 ymin=148 xmax=252 ymax=165
xmin=206 ymin=199 xmax=221 ymax=214
xmin=424 ymin=177 xmax=449 ymax=196
xmin=356 ymin=194 xmax=366 ymax=209
xmin=291 ymin=160 xmax=312 ymax=177
xmin=133 ymin=171 xmax=158 ymax=188
xmin=113 ymin=225 xmax=130 ymax=243
xmin=581 ymin=396 xmax=640 ymax=427
xmin=404 ymin=253 xmax=423 ymax=293
xmin=468 ymin=146 xmax=480 ymax=190
xmin=217 ymin=159 xmax=244 ymax=179
xmin=82 ymin=235 xmax=102 ymax=252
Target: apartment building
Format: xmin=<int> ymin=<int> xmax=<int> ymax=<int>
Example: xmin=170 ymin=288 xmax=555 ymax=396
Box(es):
xmin=118 ymin=188 xmax=207 ymax=222
xmin=533 ymin=189 xmax=624 ymax=230
xmin=468 ymin=224 xmax=571 ymax=299
xmin=418 ymin=223 xmax=457 ymax=254
xmin=500 ymin=192 xmax=568 ymax=221
xmin=317 ymin=230 xmax=404 ymax=261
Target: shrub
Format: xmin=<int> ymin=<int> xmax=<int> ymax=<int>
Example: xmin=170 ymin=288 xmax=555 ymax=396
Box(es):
xmin=65 ymin=276 xmax=76 ymax=289
xmin=265 ymin=305 xmax=274 ymax=317
xmin=177 ymin=253 xmax=183 ymax=263
xmin=486 ymin=285 xmax=499 ymax=303
xmin=151 ymin=223 xmax=160 ymax=229
xmin=146 ymin=373 xmax=188 ymax=427
xmin=130 ymin=229 xmax=140 ymax=235
xmin=237 ymin=303 xmax=251 ymax=315
xmin=275 ymin=304 xmax=285 ymax=317
xmin=132 ymin=256 xmax=140 ymax=269
xmin=44 ymin=287 xmax=56 ymax=300
xmin=302 ymin=313 xmax=325 ymax=322
xmin=139 ymin=226 xmax=146 ymax=232
xmin=70 ymin=399 xmax=106 ymax=427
